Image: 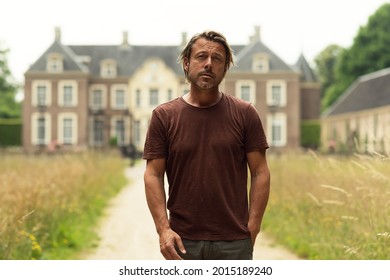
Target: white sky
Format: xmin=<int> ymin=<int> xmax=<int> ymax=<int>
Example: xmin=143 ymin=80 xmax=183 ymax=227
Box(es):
xmin=1 ymin=0 xmax=389 ymax=86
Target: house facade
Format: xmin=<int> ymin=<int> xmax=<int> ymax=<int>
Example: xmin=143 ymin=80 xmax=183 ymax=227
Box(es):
xmin=23 ymin=26 xmax=320 ymax=153
xmin=321 ymin=68 xmax=390 ymax=154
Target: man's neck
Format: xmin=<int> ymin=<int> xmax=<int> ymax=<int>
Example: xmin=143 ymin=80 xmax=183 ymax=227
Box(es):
xmin=183 ymin=87 xmax=222 ymax=108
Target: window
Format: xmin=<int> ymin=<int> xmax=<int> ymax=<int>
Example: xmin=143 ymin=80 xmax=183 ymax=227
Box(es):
xmin=167 ymin=89 xmax=173 ymax=101
xmin=63 ymin=86 xmax=73 ymax=106
xmin=63 ymin=118 xmax=72 ymax=144
xmin=58 ymin=81 xmax=78 ymax=107
xmin=100 ymin=59 xmax=117 ymax=78
xmin=136 ymin=89 xmax=141 ymax=107
xmin=37 ymin=117 xmax=45 ymax=145
xmin=115 ymin=90 xmax=125 ymax=108
xmin=111 ymin=85 xmax=127 ymax=109
xmin=252 ymin=53 xmax=269 ymax=73
xmin=134 ymin=120 xmax=141 ymax=144
xmin=32 ymin=80 xmax=51 ymax=107
xmin=92 ymin=90 xmax=103 ymax=109
xmin=240 ymin=85 xmax=251 ymax=102
xmin=58 ymin=113 xmax=77 ymax=145
xmin=93 ymin=120 xmax=104 ymax=145
xmin=47 ymin=53 xmax=63 ymax=73
xmin=116 ymin=120 xmax=125 ymax=146
xmin=37 ymin=86 xmax=46 ymax=106
xmin=236 ymin=80 xmax=256 ymax=104
xmin=267 ymin=80 xmax=286 ymax=107
xmin=268 ymin=112 xmax=286 ymax=147
xmin=149 ymin=89 xmax=158 ymax=106
xmin=271 ymin=85 xmax=282 ymax=106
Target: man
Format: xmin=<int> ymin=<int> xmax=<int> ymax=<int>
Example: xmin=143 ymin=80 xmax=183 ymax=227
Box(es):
xmin=143 ymin=31 xmax=270 ymax=260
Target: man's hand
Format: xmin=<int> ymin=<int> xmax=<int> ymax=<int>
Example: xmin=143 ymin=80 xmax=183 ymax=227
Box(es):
xmin=248 ymin=219 xmax=261 ymax=246
xmin=159 ymin=228 xmax=186 ymax=260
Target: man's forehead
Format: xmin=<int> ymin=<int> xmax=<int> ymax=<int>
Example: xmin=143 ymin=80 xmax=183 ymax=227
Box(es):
xmin=193 ymin=38 xmax=225 ymax=54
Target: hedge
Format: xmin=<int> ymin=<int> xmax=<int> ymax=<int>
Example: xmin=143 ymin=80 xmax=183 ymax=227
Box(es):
xmin=0 ymin=118 xmax=22 ymax=146
xmin=301 ymin=120 xmax=321 ymax=150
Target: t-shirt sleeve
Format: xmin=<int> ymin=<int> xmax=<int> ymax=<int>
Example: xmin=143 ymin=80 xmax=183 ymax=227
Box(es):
xmin=244 ymin=104 xmax=269 ymax=153
xmin=142 ymin=109 xmax=168 ymax=160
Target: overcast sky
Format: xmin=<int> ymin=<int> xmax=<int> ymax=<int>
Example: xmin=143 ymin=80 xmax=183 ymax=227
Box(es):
xmin=1 ymin=0 xmax=389 ymax=86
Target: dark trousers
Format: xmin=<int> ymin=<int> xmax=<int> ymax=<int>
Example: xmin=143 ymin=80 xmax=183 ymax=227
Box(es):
xmin=177 ymin=238 xmax=253 ymax=260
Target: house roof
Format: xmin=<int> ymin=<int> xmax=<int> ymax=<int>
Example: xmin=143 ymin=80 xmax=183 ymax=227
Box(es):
xmin=28 ymin=40 xmax=89 ymax=73
xmin=231 ymin=39 xmax=293 ymax=72
xmin=323 ymin=67 xmax=390 ymax=117
xmin=26 ymin=30 xmax=297 ymax=76
xmin=293 ymin=54 xmax=318 ymax=82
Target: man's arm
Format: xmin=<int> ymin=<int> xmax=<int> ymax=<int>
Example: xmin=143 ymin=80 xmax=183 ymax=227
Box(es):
xmin=144 ymin=158 xmax=186 ymax=260
xmin=246 ymin=149 xmax=271 ymax=246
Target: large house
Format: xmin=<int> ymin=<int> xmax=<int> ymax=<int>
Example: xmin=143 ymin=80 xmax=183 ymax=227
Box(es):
xmin=321 ymin=68 xmax=390 ymax=154
xmin=23 ymin=26 xmax=320 ymax=153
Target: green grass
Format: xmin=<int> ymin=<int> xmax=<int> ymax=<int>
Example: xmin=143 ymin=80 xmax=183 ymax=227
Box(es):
xmin=0 ymin=152 xmax=128 ymax=259
xmin=262 ymin=151 xmax=390 ymax=259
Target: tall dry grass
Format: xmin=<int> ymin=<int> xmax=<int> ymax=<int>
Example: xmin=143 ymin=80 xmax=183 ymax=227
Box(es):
xmin=0 ymin=152 xmax=127 ymax=259
xmin=263 ymin=151 xmax=390 ymax=259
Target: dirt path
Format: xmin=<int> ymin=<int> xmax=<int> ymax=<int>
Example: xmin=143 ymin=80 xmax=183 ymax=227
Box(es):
xmin=85 ymin=163 xmax=299 ymax=260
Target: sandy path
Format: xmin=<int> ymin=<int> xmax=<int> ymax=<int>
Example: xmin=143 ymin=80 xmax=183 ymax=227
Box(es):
xmin=85 ymin=163 xmax=299 ymax=260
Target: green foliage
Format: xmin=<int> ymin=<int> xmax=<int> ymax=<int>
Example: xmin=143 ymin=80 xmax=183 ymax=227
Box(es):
xmin=301 ymin=120 xmax=321 ymax=149
xmin=314 ymin=44 xmax=343 ymax=99
xmin=320 ymin=3 xmax=390 ymax=111
xmin=0 ymin=46 xmax=20 ymax=118
xmin=0 ymin=118 xmax=22 ymax=146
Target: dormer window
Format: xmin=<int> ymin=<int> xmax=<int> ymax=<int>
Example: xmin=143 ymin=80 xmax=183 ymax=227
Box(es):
xmin=100 ymin=59 xmax=117 ymax=78
xmin=252 ymin=53 xmax=269 ymax=73
xmin=47 ymin=53 xmax=63 ymax=73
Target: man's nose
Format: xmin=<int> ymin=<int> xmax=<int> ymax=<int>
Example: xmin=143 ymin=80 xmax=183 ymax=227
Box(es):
xmin=204 ymin=57 xmax=212 ymax=68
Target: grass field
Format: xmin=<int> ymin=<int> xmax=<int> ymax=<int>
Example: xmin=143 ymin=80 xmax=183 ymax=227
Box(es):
xmin=1 ymin=150 xmax=388 ymax=260
xmin=263 ymin=151 xmax=390 ymax=259
xmin=0 ymin=151 xmax=127 ymax=260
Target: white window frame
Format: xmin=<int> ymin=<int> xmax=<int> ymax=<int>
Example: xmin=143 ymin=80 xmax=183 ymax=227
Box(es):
xmin=47 ymin=53 xmax=63 ymax=73
xmin=58 ymin=113 xmax=78 ymax=145
xmin=149 ymin=88 xmax=159 ymax=106
xmin=134 ymin=120 xmax=141 ymax=145
xmin=267 ymin=112 xmax=287 ymax=147
xmin=252 ymin=53 xmax=269 ymax=73
xmin=267 ymin=80 xmax=287 ymax=107
xmin=31 ymin=112 xmax=52 ymax=145
xmin=135 ymin=89 xmax=141 ymax=108
xmin=100 ymin=59 xmax=117 ymax=78
xmin=89 ymin=85 xmax=107 ymax=109
xmin=235 ymin=80 xmax=256 ymax=104
xmin=58 ymin=80 xmax=78 ymax=107
xmin=110 ymin=85 xmax=127 ymax=109
xmin=32 ymin=80 xmax=51 ymax=107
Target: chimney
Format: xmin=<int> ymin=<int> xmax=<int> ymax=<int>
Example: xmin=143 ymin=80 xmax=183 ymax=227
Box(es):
xmin=251 ymin=26 xmax=261 ymax=43
xmin=55 ymin=26 xmax=61 ymax=43
xmin=120 ymin=31 xmax=131 ymax=50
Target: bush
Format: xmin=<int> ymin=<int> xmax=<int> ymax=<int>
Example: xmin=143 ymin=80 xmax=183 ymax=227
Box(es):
xmin=0 ymin=118 xmax=22 ymax=146
xmin=301 ymin=120 xmax=321 ymax=149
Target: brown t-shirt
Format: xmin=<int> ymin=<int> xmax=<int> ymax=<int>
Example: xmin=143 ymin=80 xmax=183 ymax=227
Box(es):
xmin=143 ymin=93 xmax=269 ymax=240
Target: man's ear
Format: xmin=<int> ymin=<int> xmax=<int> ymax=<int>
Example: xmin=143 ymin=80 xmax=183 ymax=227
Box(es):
xmin=183 ymin=58 xmax=189 ymax=72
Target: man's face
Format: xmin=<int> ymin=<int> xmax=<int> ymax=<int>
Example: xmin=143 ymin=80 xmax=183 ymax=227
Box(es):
xmin=184 ymin=38 xmax=227 ymax=90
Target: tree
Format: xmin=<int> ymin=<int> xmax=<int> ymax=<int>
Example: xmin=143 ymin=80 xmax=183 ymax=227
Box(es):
xmin=0 ymin=45 xmax=20 ymax=118
xmin=320 ymin=3 xmax=390 ymax=111
xmin=314 ymin=44 xmax=343 ymax=99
